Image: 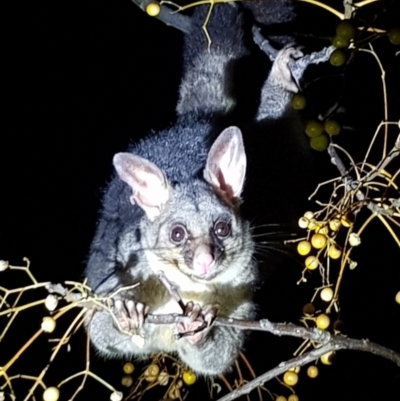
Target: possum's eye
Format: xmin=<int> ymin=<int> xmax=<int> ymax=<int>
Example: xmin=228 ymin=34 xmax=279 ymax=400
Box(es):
xmin=214 ymin=220 xmax=230 ymax=238
xmin=170 ymin=224 xmax=187 ymax=244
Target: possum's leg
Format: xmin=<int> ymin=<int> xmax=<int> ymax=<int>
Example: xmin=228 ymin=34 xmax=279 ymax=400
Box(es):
xmin=257 ymin=46 xmax=303 ymax=120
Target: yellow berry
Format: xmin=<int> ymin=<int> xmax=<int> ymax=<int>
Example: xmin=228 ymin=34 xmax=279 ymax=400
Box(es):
xmin=291 ymin=94 xmax=307 ymax=110
xmin=288 ymin=366 xmax=301 ymax=373
xmin=324 ymin=120 xmax=341 ymax=136
xmin=330 ymin=49 xmax=346 ymax=66
xmin=121 ymin=375 xmax=133 ymax=387
xmin=297 ymin=241 xmax=311 ymax=256
xmin=158 ymin=371 xmax=169 ymax=386
xmin=123 ymin=362 xmax=135 ymax=374
xmin=395 ymin=291 xmax=400 ymax=304
xmin=320 ymin=351 xmax=335 ymax=365
xmin=276 ymin=397 xmax=287 ymax=401
xmin=43 ymin=387 xmax=60 ymax=401
xmin=320 ymin=287 xmax=333 ymax=302
xmin=315 ymin=225 xmax=329 ymax=235
xmin=316 ymin=314 xmax=330 ymax=330
xmin=283 ymin=371 xmax=299 ymax=386
xmin=305 ymin=120 xmax=324 ymax=137
xmin=146 ymin=2 xmax=161 ymax=17
xmin=144 ymin=364 xmax=159 ymax=382
xmin=329 ymin=218 xmax=341 ymax=231
xmin=304 ymin=211 xmax=314 ymax=220
xmin=340 ymin=213 xmax=354 ymax=227
xmin=307 ymin=219 xmax=317 ymax=230
xmin=307 ymin=365 xmax=319 ymax=378
xmin=332 ymin=35 xmax=350 ymax=48
xmin=305 ymin=256 xmax=319 ymax=270
xmin=336 ymin=21 xmax=356 ymax=39
xmin=41 ymin=317 xmax=56 ymax=333
xmin=310 ymin=134 xmax=329 ymax=151
xmin=328 ymin=244 xmax=342 ymax=259
xmin=311 ymin=234 xmax=327 ymax=249
xmin=182 ymin=370 xmax=196 ymax=385
xmin=288 ymin=395 xmax=299 ymax=401
xmin=298 ymin=217 xmax=309 ymax=229
xmin=388 ymin=28 xmax=400 ymax=45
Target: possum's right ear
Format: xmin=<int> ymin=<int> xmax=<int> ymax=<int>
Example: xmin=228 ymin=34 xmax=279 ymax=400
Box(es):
xmin=113 ymin=153 xmax=171 ymax=221
xmin=204 ymin=126 xmax=246 ymax=205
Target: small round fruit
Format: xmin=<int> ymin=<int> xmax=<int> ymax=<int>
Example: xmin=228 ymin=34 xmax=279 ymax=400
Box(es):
xmin=43 ymin=387 xmax=60 ymax=401
xmin=288 ymin=366 xmax=301 ymax=373
xmin=276 ymin=397 xmax=287 ymax=401
xmin=336 ymin=21 xmax=356 ymax=39
xmin=320 ymin=287 xmax=334 ymax=302
xmin=310 ymin=134 xmax=329 ymax=151
xmin=320 ymin=351 xmax=335 ymax=365
xmin=283 ymin=371 xmax=298 ymax=386
xmin=291 ymin=94 xmax=307 ymax=110
xmin=307 ymin=219 xmax=317 ymax=230
xmin=121 ymin=375 xmax=133 ymax=387
xmin=297 ymin=241 xmax=311 ymax=256
xmin=304 ymin=211 xmax=314 ymax=220
xmin=305 ymin=256 xmax=319 ymax=270
xmin=307 ymin=365 xmax=319 ymax=378
xmin=41 ymin=317 xmax=56 ymax=333
xmin=332 ymin=35 xmax=350 ymax=48
xmin=341 ymin=213 xmax=354 ymax=227
xmin=110 ymin=392 xmax=123 ymax=401
xmin=316 ymin=314 xmax=330 ymax=330
xmin=388 ymin=28 xmax=400 ymax=45
xmin=329 ymin=218 xmax=341 ymax=231
xmin=328 ymin=244 xmax=342 ymax=259
xmin=146 ymin=2 xmax=161 ymax=17
xmin=303 ymin=303 xmax=315 ymax=316
xmin=316 ymin=225 xmax=329 ymax=235
xmin=144 ymin=364 xmax=159 ymax=382
xmin=158 ymin=371 xmax=169 ymax=386
xmin=298 ymin=217 xmax=309 ymax=229
xmin=288 ymin=395 xmax=299 ymax=401
xmin=311 ymin=234 xmax=327 ymax=249
xmin=395 ymin=291 xmax=400 ymax=305
xmin=45 ymin=295 xmax=58 ymax=311
xmin=123 ymin=362 xmax=135 ymax=374
xmin=305 ymin=120 xmax=324 ymax=138
xmin=333 ymin=320 xmax=345 ymax=333
xmin=330 ymin=49 xmax=346 ymax=66
xmin=324 ymin=120 xmax=341 ymax=136
xmin=349 ymin=232 xmax=361 ymax=247
xmin=182 ymin=370 xmax=196 ymax=385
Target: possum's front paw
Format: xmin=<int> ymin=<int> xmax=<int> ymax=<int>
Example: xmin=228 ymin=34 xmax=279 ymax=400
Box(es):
xmin=177 ymin=302 xmax=217 ymax=345
xmin=111 ymin=299 xmax=149 ymax=335
xmin=270 ymin=46 xmax=303 ymax=93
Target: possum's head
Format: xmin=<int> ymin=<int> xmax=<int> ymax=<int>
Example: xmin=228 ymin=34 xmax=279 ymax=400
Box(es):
xmin=113 ymin=126 xmax=254 ymax=285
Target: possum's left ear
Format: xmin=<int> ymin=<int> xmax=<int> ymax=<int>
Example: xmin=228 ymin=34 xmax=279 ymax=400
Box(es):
xmin=204 ymin=126 xmax=246 ymax=204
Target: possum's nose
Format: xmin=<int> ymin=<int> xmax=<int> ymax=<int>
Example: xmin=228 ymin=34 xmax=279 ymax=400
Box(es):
xmin=194 ymin=244 xmax=215 ymax=275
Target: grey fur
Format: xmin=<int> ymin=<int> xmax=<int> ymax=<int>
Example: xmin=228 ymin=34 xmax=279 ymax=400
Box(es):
xmin=85 ymin=1 xmax=303 ymax=376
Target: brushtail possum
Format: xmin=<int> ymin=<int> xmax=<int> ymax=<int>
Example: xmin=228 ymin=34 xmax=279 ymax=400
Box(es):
xmin=85 ymin=1 xmax=306 ymax=375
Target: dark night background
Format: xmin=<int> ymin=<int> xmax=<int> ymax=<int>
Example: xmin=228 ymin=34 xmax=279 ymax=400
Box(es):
xmin=1 ymin=0 xmax=399 ymax=400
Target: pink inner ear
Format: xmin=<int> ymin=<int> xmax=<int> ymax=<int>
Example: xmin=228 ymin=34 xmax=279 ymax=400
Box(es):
xmin=113 ymin=152 xmax=170 ymax=220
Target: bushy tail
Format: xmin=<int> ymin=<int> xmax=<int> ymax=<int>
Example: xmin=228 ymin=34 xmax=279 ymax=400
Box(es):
xmin=176 ymin=1 xmax=295 ymax=117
